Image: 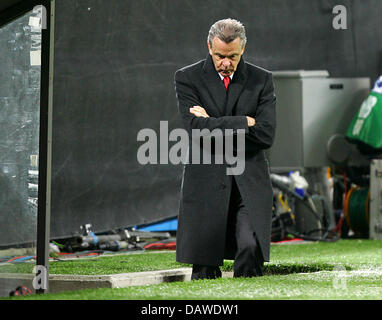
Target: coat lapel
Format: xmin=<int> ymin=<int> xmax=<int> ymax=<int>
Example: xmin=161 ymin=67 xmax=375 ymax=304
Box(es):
xmin=202 ymin=54 xmax=248 ymax=116
xmin=226 ymin=57 xmax=248 ymax=116
xmin=202 ymin=55 xmax=227 ymax=116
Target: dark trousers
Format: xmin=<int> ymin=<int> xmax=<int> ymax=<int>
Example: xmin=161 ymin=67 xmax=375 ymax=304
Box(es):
xmin=191 ymin=179 xmax=264 ymax=280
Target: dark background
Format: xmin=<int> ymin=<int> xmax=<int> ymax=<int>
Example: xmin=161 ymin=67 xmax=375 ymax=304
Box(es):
xmin=49 ymin=0 xmax=382 ymax=239
xmin=1 ymin=0 xmax=381 ymax=244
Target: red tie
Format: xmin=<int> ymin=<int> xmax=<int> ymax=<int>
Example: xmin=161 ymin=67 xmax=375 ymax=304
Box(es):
xmin=223 ymin=76 xmax=230 ymax=91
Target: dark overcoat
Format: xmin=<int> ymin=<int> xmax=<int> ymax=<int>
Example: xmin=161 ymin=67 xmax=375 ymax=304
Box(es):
xmin=174 ymin=54 xmax=276 ymax=266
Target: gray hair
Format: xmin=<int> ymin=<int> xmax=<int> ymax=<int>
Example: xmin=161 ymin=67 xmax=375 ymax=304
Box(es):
xmin=207 ymin=18 xmax=247 ymax=48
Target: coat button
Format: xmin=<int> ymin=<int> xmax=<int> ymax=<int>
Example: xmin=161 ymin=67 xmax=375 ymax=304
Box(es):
xmin=220 ymin=183 xmax=226 ymax=189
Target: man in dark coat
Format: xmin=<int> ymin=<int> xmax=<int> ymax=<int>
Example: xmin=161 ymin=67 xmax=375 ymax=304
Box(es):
xmin=174 ymin=18 xmax=276 ymax=279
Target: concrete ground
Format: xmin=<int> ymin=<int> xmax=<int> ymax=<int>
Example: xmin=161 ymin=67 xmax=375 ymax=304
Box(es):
xmin=0 ymin=268 xmax=234 ymax=296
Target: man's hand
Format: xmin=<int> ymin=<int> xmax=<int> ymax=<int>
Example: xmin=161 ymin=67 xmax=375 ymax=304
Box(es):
xmin=190 ymin=106 xmax=256 ymax=127
xmin=189 ymin=106 xmax=209 ymax=118
xmin=246 ymin=116 xmax=256 ymax=127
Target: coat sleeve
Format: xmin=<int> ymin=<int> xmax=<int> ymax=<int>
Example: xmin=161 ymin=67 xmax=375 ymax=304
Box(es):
xmin=246 ymin=72 xmax=277 ymax=149
xmin=174 ymin=69 xmax=249 ymax=135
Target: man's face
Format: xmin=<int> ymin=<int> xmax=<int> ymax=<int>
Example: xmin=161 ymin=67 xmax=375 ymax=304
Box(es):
xmin=208 ymin=36 xmax=245 ymax=77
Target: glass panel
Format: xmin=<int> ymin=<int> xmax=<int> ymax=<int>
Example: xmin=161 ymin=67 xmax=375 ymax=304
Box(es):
xmin=0 ymin=7 xmax=42 ymax=297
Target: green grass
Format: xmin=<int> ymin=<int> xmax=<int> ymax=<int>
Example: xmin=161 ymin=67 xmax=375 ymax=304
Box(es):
xmin=12 ymin=269 xmax=382 ymax=300
xmin=3 ymin=239 xmax=382 ymax=300
xmin=0 ymin=251 xmax=189 ymax=275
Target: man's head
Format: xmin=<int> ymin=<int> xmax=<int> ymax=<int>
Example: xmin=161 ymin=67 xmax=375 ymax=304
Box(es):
xmin=207 ymin=18 xmax=247 ymax=77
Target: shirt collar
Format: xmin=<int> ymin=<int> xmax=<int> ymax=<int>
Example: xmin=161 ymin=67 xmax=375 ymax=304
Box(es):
xmin=217 ymin=72 xmax=234 ymax=81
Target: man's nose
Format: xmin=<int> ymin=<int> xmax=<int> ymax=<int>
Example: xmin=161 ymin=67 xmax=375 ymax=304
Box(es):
xmin=221 ymin=59 xmax=231 ymax=68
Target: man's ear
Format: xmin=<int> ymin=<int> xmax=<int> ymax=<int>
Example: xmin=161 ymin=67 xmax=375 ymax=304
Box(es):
xmin=208 ymin=41 xmax=213 ymax=55
xmin=241 ymin=44 xmax=246 ymax=55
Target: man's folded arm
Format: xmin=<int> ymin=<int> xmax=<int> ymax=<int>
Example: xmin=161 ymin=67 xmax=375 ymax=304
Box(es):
xmin=174 ymin=69 xmax=249 ymax=134
xmin=245 ymin=72 xmax=276 ymax=150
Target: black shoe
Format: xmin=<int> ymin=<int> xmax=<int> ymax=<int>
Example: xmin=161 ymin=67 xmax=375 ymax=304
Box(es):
xmin=233 ymin=261 xmax=264 ymax=278
xmin=191 ymin=265 xmax=222 ymax=280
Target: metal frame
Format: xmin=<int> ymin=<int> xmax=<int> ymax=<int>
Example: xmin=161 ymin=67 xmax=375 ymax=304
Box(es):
xmin=0 ymin=0 xmax=54 ymax=294
xmin=36 ymin=0 xmax=54 ymax=294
